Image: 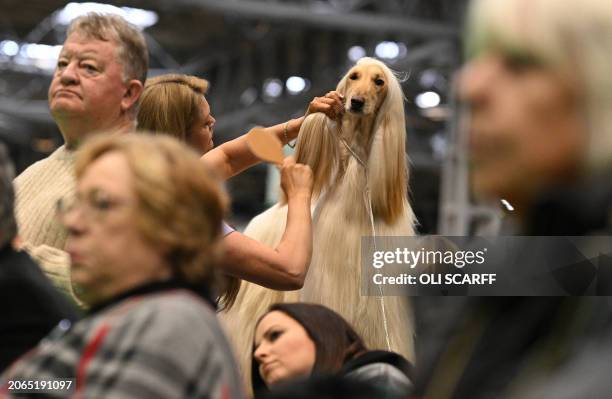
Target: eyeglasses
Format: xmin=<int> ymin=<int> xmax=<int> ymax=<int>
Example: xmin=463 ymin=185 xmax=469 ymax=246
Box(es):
xmin=56 ymin=189 xmax=130 ymax=221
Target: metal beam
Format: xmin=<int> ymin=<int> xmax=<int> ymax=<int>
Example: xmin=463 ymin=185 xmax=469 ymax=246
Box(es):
xmin=393 ymin=40 xmax=456 ymax=69
xmin=165 ymin=0 xmax=458 ymax=38
xmin=0 ymin=99 xmax=52 ymax=124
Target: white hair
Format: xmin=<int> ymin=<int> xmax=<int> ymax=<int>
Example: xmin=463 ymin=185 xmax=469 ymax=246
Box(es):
xmin=466 ymin=0 xmax=612 ymax=171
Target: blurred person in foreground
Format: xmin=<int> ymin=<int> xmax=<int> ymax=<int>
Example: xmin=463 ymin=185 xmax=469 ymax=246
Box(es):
xmin=1 ymin=134 xmax=242 ymax=398
xmin=13 ymin=13 xmax=147 ymax=300
xmin=412 ymin=0 xmax=612 ymax=398
xmin=464 ymin=0 xmax=612 ymax=235
xmin=137 ymin=74 xmax=343 ymax=308
xmin=251 ymin=303 xmax=412 ymax=399
xmin=0 ymin=144 xmax=78 ymax=372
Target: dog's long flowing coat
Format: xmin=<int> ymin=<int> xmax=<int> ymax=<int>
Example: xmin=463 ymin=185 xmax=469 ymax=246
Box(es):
xmin=223 ymin=58 xmax=416 ymax=386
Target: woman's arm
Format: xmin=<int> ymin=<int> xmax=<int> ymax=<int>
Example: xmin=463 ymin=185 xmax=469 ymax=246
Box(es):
xmin=202 ymin=91 xmax=344 ymax=180
xmin=219 ymin=157 xmax=313 ymax=290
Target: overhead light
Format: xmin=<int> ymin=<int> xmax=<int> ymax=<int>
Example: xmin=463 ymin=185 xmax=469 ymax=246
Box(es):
xmin=375 ymin=41 xmax=408 ymax=60
xmin=263 ymin=78 xmax=283 ymax=100
xmin=419 ymin=69 xmax=448 ymax=92
xmin=347 ymin=45 xmax=366 ymax=62
xmin=375 ymin=41 xmax=399 ymax=59
xmin=55 ymin=2 xmax=158 ymax=29
xmin=22 ymin=44 xmax=61 ymax=59
xmin=240 ymin=87 xmax=258 ymax=106
xmin=286 ymin=76 xmax=310 ymax=95
xmin=0 ymin=40 xmax=19 ymax=57
xmin=419 ymin=69 xmax=440 ymax=88
xmin=121 ymin=7 xmax=158 ymax=28
xmin=14 ymin=43 xmax=62 ymax=71
xmin=430 ymin=132 xmax=448 ymax=160
xmin=415 ymin=91 xmax=441 ymax=109
xmin=397 ymin=42 xmax=408 ymax=58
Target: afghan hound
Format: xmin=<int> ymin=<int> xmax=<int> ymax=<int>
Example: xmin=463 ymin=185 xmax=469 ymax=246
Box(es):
xmin=222 ymin=57 xmax=416 ymax=386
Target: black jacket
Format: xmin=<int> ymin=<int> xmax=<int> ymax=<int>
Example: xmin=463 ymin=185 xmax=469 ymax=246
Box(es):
xmin=412 ymin=174 xmax=612 ymax=398
xmin=341 ymin=350 xmax=413 ymax=396
xmin=0 ymin=245 xmax=79 ymax=371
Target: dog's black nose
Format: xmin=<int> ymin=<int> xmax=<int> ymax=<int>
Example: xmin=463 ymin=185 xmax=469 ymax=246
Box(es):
xmin=350 ymin=97 xmax=365 ymax=111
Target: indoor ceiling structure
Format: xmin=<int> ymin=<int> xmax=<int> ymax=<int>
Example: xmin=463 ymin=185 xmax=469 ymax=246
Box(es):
xmin=0 ymin=0 xmax=469 ymax=232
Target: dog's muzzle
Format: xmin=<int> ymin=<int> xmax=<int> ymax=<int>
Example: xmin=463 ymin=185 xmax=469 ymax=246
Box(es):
xmin=350 ymin=96 xmax=365 ymax=112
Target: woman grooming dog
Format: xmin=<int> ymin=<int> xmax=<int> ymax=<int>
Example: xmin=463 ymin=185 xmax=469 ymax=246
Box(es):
xmin=226 ymin=58 xmax=416 ymax=389
xmin=137 ymin=74 xmax=343 ymax=309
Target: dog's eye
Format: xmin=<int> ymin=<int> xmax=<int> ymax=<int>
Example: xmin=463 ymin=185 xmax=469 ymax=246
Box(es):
xmin=374 ymin=78 xmax=385 ymax=86
xmin=349 ymin=73 xmax=359 ymax=80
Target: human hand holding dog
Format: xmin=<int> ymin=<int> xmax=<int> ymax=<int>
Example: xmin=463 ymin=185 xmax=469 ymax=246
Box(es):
xmin=280 ymin=156 xmax=313 ymax=201
xmin=306 ymin=90 xmax=345 ymax=121
xmin=209 ymin=91 xmax=342 ymax=179
xmin=278 ymin=92 xmax=344 ymax=146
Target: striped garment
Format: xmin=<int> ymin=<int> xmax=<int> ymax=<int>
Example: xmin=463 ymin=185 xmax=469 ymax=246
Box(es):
xmin=1 ymin=286 xmax=244 ymax=398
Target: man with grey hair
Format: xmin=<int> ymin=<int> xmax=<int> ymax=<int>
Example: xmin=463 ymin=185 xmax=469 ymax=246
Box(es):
xmin=13 ymin=13 xmax=148 ymax=299
xmin=0 ymin=143 xmax=78 ymax=370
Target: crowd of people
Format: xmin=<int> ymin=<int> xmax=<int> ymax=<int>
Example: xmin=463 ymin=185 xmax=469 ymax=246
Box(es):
xmin=2 ymin=0 xmax=612 ymax=397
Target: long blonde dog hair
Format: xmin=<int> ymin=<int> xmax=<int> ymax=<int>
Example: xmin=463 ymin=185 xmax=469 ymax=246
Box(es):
xmin=294 ymin=57 xmax=409 ymax=224
xmin=222 ymin=58 xmax=415 ymax=393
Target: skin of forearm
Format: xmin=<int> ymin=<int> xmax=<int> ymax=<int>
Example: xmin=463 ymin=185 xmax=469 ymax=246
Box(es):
xmin=215 ymin=138 xmax=259 ymax=180
xmin=274 ymin=193 xmax=313 ymax=280
xmin=203 ymin=117 xmax=306 ymax=180
xmin=211 ymin=194 xmax=312 ymax=288
xmin=219 ymin=194 xmax=312 ymax=290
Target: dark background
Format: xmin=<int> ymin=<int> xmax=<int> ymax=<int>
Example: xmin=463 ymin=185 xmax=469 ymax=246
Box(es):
xmin=0 ymin=0 xmax=469 ymax=232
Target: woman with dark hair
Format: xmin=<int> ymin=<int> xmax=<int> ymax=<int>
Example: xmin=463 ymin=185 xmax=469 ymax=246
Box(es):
xmin=252 ymin=303 xmax=412 ymax=397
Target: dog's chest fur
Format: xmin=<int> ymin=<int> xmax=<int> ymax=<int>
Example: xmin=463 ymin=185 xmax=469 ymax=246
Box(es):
xmin=317 ymin=115 xmax=378 ymax=223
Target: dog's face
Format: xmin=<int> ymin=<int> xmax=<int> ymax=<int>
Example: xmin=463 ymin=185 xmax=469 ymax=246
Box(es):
xmin=343 ymin=64 xmax=388 ymax=115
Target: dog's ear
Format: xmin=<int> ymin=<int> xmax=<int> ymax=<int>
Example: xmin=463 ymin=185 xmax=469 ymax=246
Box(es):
xmin=367 ymin=70 xmax=410 ymax=225
xmin=294 ymin=113 xmax=338 ymax=200
xmin=336 ymin=70 xmax=350 ymax=98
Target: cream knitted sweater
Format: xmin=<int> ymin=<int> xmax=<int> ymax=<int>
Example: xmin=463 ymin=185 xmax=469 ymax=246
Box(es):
xmin=14 ymin=145 xmax=77 ymax=299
